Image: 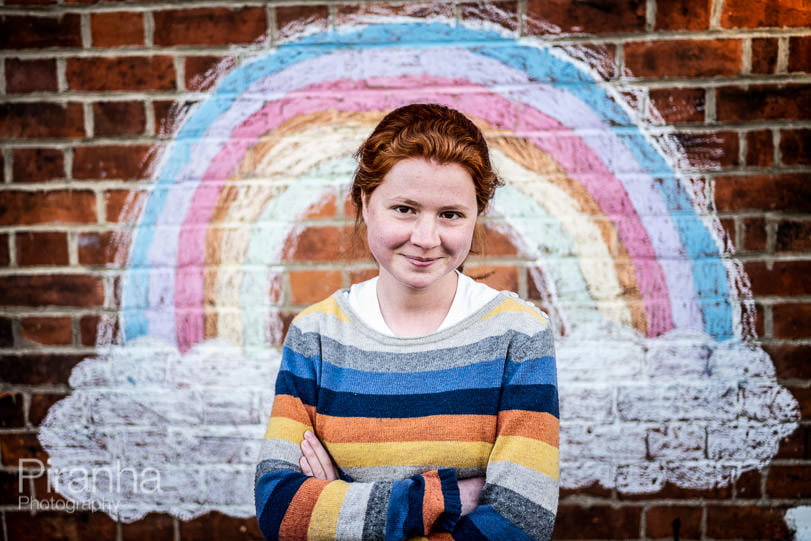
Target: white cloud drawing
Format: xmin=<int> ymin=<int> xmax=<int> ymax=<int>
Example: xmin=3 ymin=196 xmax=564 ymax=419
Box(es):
xmin=38 ymin=325 xmax=799 ymax=521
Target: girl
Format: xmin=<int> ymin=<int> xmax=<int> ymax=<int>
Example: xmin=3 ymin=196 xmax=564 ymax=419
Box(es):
xmin=255 ymin=104 xmax=559 ymax=540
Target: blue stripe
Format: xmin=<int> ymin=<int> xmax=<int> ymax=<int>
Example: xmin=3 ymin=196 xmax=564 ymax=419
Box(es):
xmin=386 ymin=479 xmax=412 ymax=539
xmin=501 ymin=384 xmax=559 ymax=417
xmin=320 ymin=386 xmax=501 ymax=417
xmin=466 ymin=505 xmax=535 ymax=541
xmin=255 ymin=471 xmax=306 ymax=539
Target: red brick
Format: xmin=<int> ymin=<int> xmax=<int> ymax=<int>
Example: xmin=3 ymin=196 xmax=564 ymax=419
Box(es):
xmin=301 ymin=190 xmax=338 ymax=219
xmin=78 ymin=231 xmax=120 ymax=266
xmin=66 ymin=56 xmax=176 ymax=91
xmin=20 ymin=316 xmax=73 ymax=346
xmin=741 ymin=217 xmax=767 ymax=252
xmin=775 ymin=424 xmax=809 ymax=459
xmin=0 ymin=14 xmax=82 ymax=49
xmin=645 ymin=505 xmax=701 ymax=539
xmin=93 ymin=102 xmax=146 ymax=137
xmin=179 ymin=511 xmax=263 ymax=540
xmin=460 ymin=1 xmax=519 ymax=33
xmin=526 ymin=0 xmax=646 ymax=35
xmin=559 ymin=481 xmax=612 ymax=499
xmin=0 ymin=316 xmax=12 ymax=347
xmin=714 ymin=174 xmax=811 ymax=212
xmin=16 ymin=231 xmax=69 ymax=266
xmin=625 ymin=39 xmax=742 ymax=78
xmin=5 ymin=511 xmax=116 ymax=541
xmin=80 ymin=314 xmax=121 ymax=346
xmin=5 ymin=58 xmax=57 ymax=93
xmin=122 ymin=513 xmax=175 ymax=541
xmin=337 ymin=2 xmax=454 ymax=25
xmin=91 ymin=11 xmax=144 ymax=47
xmin=773 ymin=302 xmax=811 ymax=339
xmin=104 ymin=189 xmax=147 ymax=224
xmin=789 ymin=35 xmax=811 ymax=73
xmin=620 ymin=479 xmax=732 ymax=500
xmin=0 ymin=190 xmax=97 ymax=226
xmin=706 ymin=505 xmax=790 ymax=539
xmin=751 ymin=38 xmax=779 ymax=74
xmin=480 ymin=224 xmax=520 ymax=257
xmin=791 ymin=387 xmax=811 ymax=420
xmin=289 ymin=269 xmax=343 ymax=305
xmin=185 ymin=56 xmax=236 ymax=91
xmin=0 ymin=234 xmax=8 ymax=267
xmin=0 ymin=393 xmax=25 ymax=428
xmin=0 ymin=470 xmax=30 ymax=506
xmin=276 ymin=5 xmax=329 ymax=41
xmin=674 ymin=130 xmax=739 ymax=169
xmin=0 ymin=432 xmax=48 ymax=467
xmin=776 ymin=220 xmax=811 ymax=252
xmin=5 ymin=0 xmax=57 ymax=4
xmin=554 ymin=505 xmax=641 ymax=539
xmin=780 ymin=128 xmax=811 ymax=166
xmin=0 ymin=353 xmax=83 ymax=385
xmin=764 ymin=343 xmax=811 ymax=380
xmin=154 ymin=100 xmax=198 ymax=136
xmin=349 ymin=268 xmax=379 ymax=285
xmin=559 ymin=43 xmax=617 ymax=81
xmin=716 ymin=84 xmax=811 ymax=121
xmin=719 ymin=217 xmax=735 ymax=248
xmin=154 ymin=7 xmax=267 ymax=46
xmin=0 ymin=102 xmax=85 ymax=139
xmin=648 ymin=88 xmax=706 ymax=124
xmin=0 ymin=274 xmax=104 ymax=308
xmin=722 ymin=0 xmax=811 ymax=28
xmin=735 ymin=467 xmax=762 ymax=498
xmin=73 ymin=145 xmax=154 ymax=180
xmin=745 ymin=129 xmax=774 ymax=167
xmin=28 ymin=392 xmax=67 ymax=425
xmin=655 ymin=0 xmax=710 ymax=30
xmin=744 ymin=261 xmax=811 ymax=296
xmin=465 ymin=265 xmax=519 ymax=293
xmin=12 ymin=148 xmax=65 ymax=183
xmin=282 ymin=225 xmax=357 ymax=262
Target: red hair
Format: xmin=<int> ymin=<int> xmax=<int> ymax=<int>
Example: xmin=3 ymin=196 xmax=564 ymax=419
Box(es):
xmin=351 ymin=104 xmax=502 ymax=223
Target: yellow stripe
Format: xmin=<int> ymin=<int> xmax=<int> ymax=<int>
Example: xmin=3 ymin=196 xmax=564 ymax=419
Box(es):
xmin=490 ymin=435 xmax=559 ymax=480
xmin=329 ymin=441 xmax=491 ymax=469
xmin=482 ymin=298 xmax=547 ymax=323
xmin=296 ymin=296 xmax=349 ymax=322
xmin=265 ymin=416 xmax=310 ymax=441
xmin=307 ymin=481 xmax=349 ymax=540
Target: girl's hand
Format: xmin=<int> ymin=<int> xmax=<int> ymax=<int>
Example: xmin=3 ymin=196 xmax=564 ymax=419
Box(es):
xmin=299 ymin=430 xmax=339 ymax=481
xmin=458 ymin=477 xmax=485 ymax=515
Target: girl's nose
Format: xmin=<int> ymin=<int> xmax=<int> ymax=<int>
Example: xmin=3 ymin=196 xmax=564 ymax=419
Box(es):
xmin=410 ymin=215 xmax=440 ymax=249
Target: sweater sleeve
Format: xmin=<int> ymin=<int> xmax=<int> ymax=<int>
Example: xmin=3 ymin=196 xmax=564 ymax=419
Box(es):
xmin=447 ymin=324 xmax=559 ymax=540
xmin=255 ymin=331 xmax=462 ymax=540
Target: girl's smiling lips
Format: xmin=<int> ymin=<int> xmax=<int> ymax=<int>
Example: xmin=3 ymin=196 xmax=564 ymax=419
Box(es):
xmin=403 ymin=254 xmax=440 ymax=266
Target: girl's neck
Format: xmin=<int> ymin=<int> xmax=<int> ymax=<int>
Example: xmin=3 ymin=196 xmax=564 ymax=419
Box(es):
xmin=376 ymin=271 xmax=459 ymax=337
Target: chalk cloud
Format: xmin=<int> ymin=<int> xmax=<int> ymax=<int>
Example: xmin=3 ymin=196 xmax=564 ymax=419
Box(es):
xmin=39 ymin=324 xmax=799 ymax=521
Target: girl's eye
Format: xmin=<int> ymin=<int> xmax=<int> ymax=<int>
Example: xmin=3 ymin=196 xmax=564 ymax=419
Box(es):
xmin=441 ymin=211 xmax=463 ymax=220
xmin=393 ymin=205 xmax=413 ymax=214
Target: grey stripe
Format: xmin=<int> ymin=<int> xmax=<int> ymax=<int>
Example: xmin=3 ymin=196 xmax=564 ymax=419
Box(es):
xmin=345 ymin=465 xmax=485 ymax=482
xmin=335 ymin=482 xmax=374 ymax=540
xmin=257 ymin=438 xmax=300 ymax=464
xmin=481 ymin=483 xmax=557 ymax=540
xmin=254 ymin=458 xmax=298 ymax=487
xmin=361 ymin=482 xmax=392 ymax=541
xmin=486 ymin=460 xmax=558 ymax=513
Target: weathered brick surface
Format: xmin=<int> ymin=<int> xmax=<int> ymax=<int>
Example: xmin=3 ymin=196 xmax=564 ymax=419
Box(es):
xmin=0 ymin=1 xmax=809 ymax=539
xmin=5 ymin=58 xmax=58 ymax=94
xmin=91 ymin=11 xmax=144 ymax=48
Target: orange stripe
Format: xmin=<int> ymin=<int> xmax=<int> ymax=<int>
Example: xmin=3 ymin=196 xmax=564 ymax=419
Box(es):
xmin=271 ymin=394 xmax=316 ymax=425
xmin=278 ymin=478 xmax=329 ymax=540
xmin=497 ymin=410 xmax=559 ymax=447
xmin=421 ymin=470 xmax=445 ymax=534
xmin=314 ymin=414 xmax=496 ymax=443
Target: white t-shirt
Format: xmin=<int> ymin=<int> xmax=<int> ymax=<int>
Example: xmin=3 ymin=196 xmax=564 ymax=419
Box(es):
xmin=345 ymin=271 xmax=500 ymax=336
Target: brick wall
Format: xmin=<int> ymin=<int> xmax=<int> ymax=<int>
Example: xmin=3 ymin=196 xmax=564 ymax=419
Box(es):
xmin=1 ymin=1 xmax=809 ymax=540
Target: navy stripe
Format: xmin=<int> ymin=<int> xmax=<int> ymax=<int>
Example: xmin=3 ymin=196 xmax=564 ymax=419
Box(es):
xmin=452 ymin=516 xmax=490 ymax=540
xmin=404 ymin=474 xmax=426 ymax=537
xmin=274 ymin=370 xmax=319 ymax=406
xmin=501 ymin=384 xmax=559 ymax=417
xmin=318 ymin=386 xmax=501 ymax=417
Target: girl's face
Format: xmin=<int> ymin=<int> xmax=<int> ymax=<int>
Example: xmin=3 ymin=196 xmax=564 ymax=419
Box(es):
xmin=362 ymin=157 xmax=478 ymax=294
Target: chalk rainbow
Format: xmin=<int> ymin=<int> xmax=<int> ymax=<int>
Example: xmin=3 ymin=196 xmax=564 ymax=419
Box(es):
xmin=123 ymin=23 xmax=739 ymax=352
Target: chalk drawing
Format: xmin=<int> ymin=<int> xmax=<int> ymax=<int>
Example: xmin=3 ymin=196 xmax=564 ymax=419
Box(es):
xmin=39 ymin=22 xmax=799 ymax=521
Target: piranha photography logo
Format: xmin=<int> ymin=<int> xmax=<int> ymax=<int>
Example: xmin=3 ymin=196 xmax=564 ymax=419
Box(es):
xmin=18 ymin=458 xmax=161 ymax=515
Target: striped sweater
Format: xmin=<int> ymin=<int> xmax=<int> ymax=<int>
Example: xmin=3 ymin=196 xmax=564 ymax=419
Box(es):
xmin=255 ymin=290 xmax=559 ymax=540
